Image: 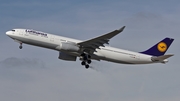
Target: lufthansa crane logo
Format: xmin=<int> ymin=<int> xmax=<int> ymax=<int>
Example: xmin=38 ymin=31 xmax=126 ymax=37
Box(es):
xmin=157 ymin=42 xmax=167 ymax=52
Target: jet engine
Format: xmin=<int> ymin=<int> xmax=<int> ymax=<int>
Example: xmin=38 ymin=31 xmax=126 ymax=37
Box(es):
xmin=58 ymin=52 xmax=77 ymax=61
xmin=56 ymin=42 xmax=79 ymax=52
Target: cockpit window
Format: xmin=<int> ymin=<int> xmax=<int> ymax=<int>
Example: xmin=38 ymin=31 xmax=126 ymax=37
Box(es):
xmin=11 ymin=29 xmax=15 ymax=32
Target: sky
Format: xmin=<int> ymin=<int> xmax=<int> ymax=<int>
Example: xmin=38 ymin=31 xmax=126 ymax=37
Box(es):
xmin=0 ymin=0 xmax=180 ymax=101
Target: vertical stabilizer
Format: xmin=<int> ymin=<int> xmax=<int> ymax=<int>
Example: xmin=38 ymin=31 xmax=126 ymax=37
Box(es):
xmin=140 ymin=38 xmax=174 ymax=56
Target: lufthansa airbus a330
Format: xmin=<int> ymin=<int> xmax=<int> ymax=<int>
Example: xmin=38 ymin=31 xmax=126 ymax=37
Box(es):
xmin=6 ymin=26 xmax=174 ymax=69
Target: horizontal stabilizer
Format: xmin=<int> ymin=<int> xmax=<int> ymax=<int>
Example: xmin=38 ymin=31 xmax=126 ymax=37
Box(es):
xmin=151 ymin=54 xmax=174 ymax=61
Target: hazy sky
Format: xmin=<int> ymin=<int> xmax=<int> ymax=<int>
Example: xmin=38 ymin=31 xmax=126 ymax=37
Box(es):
xmin=0 ymin=0 xmax=180 ymax=101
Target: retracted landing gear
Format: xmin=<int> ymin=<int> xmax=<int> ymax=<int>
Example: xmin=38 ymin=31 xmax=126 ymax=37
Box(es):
xmin=80 ymin=53 xmax=92 ymax=69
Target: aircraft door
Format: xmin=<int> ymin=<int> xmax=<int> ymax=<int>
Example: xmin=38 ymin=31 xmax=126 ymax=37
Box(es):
xmin=19 ymin=30 xmax=24 ymax=36
xmin=135 ymin=55 xmax=140 ymax=60
xmin=50 ymin=35 xmax=54 ymax=42
xmin=24 ymin=30 xmax=29 ymax=37
xmin=130 ymin=54 xmax=140 ymax=60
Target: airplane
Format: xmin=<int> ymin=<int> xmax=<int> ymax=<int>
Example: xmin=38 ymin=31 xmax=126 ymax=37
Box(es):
xmin=6 ymin=26 xmax=174 ymax=69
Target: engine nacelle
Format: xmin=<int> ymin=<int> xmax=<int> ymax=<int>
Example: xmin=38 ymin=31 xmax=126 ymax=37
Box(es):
xmin=58 ymin=52 xmax=77 ymax=61
xmin=56 ymin=42 xmax=79 ymax=52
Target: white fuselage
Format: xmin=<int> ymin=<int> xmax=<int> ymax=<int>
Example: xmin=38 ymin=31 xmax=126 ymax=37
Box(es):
xmin=6 ymin=29 xmax=155 ymax=64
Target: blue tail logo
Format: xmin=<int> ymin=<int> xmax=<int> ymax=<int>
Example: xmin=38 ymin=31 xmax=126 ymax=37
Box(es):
xmin=140 ymin=38 xmax=174 ymax=56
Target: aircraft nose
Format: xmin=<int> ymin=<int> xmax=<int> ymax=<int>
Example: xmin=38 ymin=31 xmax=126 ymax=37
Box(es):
xmin=6 ymin=31 xmax=11 ymax=36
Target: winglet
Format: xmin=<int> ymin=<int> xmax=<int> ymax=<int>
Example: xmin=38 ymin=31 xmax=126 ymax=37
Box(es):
xmin=118 ymin=26 xmax=126 ymax=32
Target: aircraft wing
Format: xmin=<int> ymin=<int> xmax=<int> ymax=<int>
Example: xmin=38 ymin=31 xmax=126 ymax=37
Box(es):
xmin=77 ymin=26 xmax=125 ymax=52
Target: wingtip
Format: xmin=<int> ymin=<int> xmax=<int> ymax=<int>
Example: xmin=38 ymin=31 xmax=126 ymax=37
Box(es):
xmin=118 ymin=26 xmax=126 ymax=31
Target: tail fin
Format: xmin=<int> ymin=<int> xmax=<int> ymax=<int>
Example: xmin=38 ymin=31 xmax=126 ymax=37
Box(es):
xmin=140 ymin=37 xmax=174 ymax=56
